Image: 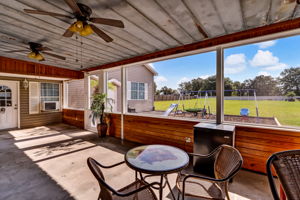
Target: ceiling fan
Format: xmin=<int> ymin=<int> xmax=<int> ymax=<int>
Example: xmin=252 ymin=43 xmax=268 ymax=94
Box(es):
xmin=4 ymin=42 xmax=66 ymax=61
xmin=24 ymin=0 xmax=125 ymax=42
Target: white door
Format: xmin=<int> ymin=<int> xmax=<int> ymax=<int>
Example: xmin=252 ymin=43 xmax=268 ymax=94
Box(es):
xmin=0 ymin=80 xmax=18 ymax=130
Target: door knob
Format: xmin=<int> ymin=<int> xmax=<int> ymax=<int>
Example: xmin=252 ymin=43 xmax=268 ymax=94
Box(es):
xmin=0 ymin=108 xmax=5 ymax=112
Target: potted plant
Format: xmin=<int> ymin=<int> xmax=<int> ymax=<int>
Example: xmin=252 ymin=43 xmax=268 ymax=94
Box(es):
xmin=90 ymin=93 xmax=112 ymax=137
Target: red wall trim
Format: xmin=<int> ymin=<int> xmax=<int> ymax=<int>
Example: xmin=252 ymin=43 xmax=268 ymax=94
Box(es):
xmin=0 ymin=56 xmax=83 ymax=79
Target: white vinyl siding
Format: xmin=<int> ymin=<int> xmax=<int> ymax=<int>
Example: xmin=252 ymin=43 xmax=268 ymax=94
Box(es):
xmin=29 ymin=82 xmax=40 ymax=114
xmin=144 ymin=83 xmax=148 ymax=100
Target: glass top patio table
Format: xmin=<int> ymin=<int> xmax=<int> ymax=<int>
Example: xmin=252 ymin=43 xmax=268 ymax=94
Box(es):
xmin=125 ymin=144 xmax=189 ymax=175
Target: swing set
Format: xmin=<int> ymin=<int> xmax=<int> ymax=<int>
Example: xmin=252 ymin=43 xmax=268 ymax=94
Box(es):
xmin=164 ymin=89 xmax=259 ymax=118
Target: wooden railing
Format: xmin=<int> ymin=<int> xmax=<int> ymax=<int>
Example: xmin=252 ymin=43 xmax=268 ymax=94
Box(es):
xmin=108 ymin=114 xmax=300 ymax=174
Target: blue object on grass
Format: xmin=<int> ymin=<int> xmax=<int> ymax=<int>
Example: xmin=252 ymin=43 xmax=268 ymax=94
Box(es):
xmin=240 ymin=108 xmax=249 ymax=116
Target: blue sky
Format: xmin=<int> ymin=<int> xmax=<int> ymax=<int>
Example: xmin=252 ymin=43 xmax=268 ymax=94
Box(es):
xmin=152 ymin=35 xmax=300 ymax=89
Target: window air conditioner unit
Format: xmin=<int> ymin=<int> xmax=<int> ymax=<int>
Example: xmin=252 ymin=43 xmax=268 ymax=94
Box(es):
xmin=42 ymin=101 xmax=59 ymax=111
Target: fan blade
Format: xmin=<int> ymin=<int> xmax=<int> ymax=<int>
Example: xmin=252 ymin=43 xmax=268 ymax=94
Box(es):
xmin=24 ymin=9 xmax=73 ymax=18
xmin=64 ymin=0 xmax=83 ymax=16
xmin=90 ymin=24 xmax=113 ymax=43
xmin=43 ymin=52 xmax=66 ymax=60
xmin=3 ymin=50 xmax=28 ymax=53
xmin=90 ymin=18 xmax=124 ymax=28
xmin=63 ymin=27 xmax=74 ymax=37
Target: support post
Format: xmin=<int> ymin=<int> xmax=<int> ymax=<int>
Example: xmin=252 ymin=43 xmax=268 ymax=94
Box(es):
xmin=216 ymin=47 xmax=224 ymax=124
xmin=121 ymin=67 xmax=127 ymax=140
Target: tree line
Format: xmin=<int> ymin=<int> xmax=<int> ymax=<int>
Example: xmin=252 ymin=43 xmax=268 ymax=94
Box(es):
xmin=156 ymin=67 xmax=300 ymax=96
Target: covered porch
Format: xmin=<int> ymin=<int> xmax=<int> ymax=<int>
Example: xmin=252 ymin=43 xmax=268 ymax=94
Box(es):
xmin=0 ymin=123 xmax=273 ymax=200
xmin=1 ymin=0 xmax=300 ymax=199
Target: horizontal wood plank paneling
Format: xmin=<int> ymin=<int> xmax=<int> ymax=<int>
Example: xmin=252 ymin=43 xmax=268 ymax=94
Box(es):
xmin=235 ymin=126 xmax=300 ymax=173
xmin=109 ymin=114 xmax=300 ymax=174
xmin=123 ymin=115 xmax=198 ymax=152
xmin=0 ymin=56 xmax=83 ymax=79
xmin=62 ymin=109 xmax=84 ymax=129
xmin=108 ymin=113 xmax=121 ymax=138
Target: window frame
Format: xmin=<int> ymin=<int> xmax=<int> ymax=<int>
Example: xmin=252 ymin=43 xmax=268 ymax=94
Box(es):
xmin=29 ymin=82 xmax=62 ymax=114
xmin=130 ymin=82 xmax=146 ymax=100
xmin=0 ymin=85 xmax=12 ymax=107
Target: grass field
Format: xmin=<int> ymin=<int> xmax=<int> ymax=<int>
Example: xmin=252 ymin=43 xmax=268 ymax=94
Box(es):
xmin=154 ymin=98 xmax=300 ymax=127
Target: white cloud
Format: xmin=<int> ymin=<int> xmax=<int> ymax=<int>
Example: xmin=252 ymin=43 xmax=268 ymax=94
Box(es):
xmin=250 ymin=50 xmax=279 ymax=67
xmin=250 ymin=50 xmax=288 ymax=71
xmin=199 ymin=75 xmax=211 ymax=79
xmin=256 ymin=40 xmax=276 ymax=49
xmin=224 ymin=53 xmax=247 ymax=74
xmin=155 ymin=76 xmax=167 ymax=84
xmin=264 ymin=63 xmax=287 ymax=71
xmin=177 ymin=77 xmax=191 ymax=85
xmin=257 ymin=71 xmax=270 ymax=76
xmin=154 ymin=76 xmax=168 ymax=89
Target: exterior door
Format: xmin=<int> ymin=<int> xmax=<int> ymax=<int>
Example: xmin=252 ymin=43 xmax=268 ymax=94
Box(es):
xmin=0 ymin=80 xmax=18 ymax=130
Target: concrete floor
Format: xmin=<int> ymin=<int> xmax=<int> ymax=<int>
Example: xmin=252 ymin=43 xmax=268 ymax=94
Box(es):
xmin=0 ymin=124 xmax=276 ymax=200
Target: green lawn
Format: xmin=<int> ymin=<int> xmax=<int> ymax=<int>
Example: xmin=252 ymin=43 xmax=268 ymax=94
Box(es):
xmin=154 ymin=98 xmax=300 ymax=127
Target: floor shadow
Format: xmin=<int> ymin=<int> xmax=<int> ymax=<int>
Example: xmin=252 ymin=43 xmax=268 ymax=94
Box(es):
xmin=0 ymin=128 xmax=75 ymax=200
xmin=0 ymin=123 xmax=275 ymax=200
xmin=0 ymin=123 xmax=140 ymax=200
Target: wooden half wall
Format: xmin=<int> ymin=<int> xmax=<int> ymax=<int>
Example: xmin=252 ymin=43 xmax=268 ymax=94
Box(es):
xmin=108 ymin=114 xmax=300 ymax=174
xmin=0 ymin=56 xmax=83 ymax=79
xmin=62 ymin=109 xmax=84 ymax=129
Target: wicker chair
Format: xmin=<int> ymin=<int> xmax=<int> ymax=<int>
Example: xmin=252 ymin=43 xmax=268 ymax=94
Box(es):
xmin=176 ymin=145 xmax=243 ymax=200
xmin=266 ymin=150 xmax=300 ymax=200
xmin=87 ymin=157 xmax=159 ymax=200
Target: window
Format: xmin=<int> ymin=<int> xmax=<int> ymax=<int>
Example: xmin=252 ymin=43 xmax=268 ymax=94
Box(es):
xmin=130 ymin=82 xmax=145 ymax=100
xmin=124 ymin=53 xmax=216 ymax=119
xmin=0 ymin=86 xmax=12 ymax=107
xmin=29 ymin=82 xmax=61 ymax=114
xmin=224 ymin=35 xmax=300 ymax=128
xmin=41 ymin=83 xmax=59 ymax=102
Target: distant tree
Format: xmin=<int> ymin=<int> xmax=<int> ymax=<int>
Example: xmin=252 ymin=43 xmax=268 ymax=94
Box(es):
xmin=178 ymin=75 xmax=234 ymax=96
xmin=232 ymin=81 xmax=241 ymax=96
xmin=280 ymin=67 xmax=300 ymax=95
xmin=249 ymin=75 xmax=281 ymax=96
xmin=159 ymin=86 xmax=177 ymax=95
xmin=153 ymin=82 xmax=159 ymax=95
xmin=178 ymin=81 xmax=193 ymax=91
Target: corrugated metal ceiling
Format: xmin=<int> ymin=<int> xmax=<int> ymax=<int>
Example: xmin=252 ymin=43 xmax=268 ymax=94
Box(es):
xmin=0 ymin=0 xmax=299 ymax=70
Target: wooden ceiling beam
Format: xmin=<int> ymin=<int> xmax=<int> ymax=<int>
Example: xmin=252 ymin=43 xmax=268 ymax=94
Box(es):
xmin=0 ymin=56 xmax=84 ymax=79
xmin=84 ymin=17 xmax=300 ymax=72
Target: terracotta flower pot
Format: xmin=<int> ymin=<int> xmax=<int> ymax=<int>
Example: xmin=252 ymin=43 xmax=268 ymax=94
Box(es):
xmin=97 ymin=123 xmax=108 ymax=137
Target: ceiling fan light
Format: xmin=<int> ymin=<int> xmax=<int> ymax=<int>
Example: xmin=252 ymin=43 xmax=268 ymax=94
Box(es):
xmin=69 ymin=23 xmax=78 ymax=32
xmin=74 ymin=21 xmax=84 ymax=32
xmin=35 ymin=53 xmax=44 ymax=61
xmin=80 ymin=24 xmax=94 ymax=36
xmin=27 ymin=52 xmax=36 ymax=59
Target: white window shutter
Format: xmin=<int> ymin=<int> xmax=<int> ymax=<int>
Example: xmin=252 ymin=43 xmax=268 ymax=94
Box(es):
xmin=29 ymin=82 xmax=40 ymax=114
xmin=144 ymin=83 xmax=148 ymax=100
xmin=127 ymin=81 xmax=131 ymax=100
